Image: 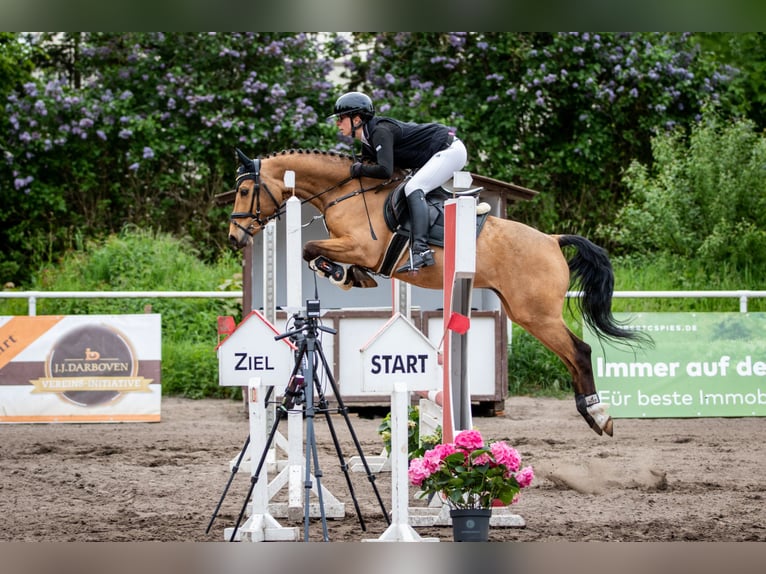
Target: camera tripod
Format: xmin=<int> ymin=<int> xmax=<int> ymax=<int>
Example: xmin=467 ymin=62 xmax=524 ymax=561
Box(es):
xmin=223 ymin=305 xmax=390 ymax=542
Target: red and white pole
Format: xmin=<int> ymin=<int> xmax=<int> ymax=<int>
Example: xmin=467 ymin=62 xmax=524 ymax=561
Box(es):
xmin=441 ymin=194 xmax=476 ymax=442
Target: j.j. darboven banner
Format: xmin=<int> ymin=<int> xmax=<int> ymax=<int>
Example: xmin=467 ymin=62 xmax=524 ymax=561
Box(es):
xmin=585 ymin=312 xmax=766 ymax=418
xmin=0 ymin=314 xmax=161 ymax=423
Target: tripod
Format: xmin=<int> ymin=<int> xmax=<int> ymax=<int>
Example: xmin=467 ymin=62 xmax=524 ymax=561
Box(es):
xmin=228 ymin=304 xmax=390 ymax=542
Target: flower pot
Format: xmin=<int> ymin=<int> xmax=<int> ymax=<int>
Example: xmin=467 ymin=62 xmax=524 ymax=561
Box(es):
xmin=449 ymin=508 xmax=492 ymax=542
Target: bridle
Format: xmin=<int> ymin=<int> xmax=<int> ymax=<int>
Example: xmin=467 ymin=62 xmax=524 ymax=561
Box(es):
xmin=230 ymin=154 xmax=405 ymax=239
xmin=229 ymin=157 xmax=283 ymax=237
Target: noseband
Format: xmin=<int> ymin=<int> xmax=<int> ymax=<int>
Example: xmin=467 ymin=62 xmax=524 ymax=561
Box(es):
xmin=229 ymin=157 xmax=282 ymax=237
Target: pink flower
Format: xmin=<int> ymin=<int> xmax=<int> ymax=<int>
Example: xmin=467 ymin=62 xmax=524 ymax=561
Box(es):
xmin=424 ymin=442 xmax=457 ymax=471
xmin=454 ymin=429 xmax=484 ymax=451
xmin=490 ymin=441 xmax=521 ymax=471
xmin=515 ymin=465 xmax=535 ymax=488
xmin=408 ymin=458 xmax=430 ymax=486
xmin=472 ymin=452 xmax=492 ymax=466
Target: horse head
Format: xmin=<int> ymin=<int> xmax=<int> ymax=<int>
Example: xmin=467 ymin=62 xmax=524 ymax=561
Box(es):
xmin=228 ymin=148 xmax=285 ymax=249
xmin=228 ymin=148 xmax=387 ymax=250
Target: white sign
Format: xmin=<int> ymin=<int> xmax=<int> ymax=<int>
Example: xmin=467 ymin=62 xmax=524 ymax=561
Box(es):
xmin=217 ymin=310 xmax=296 ymax=387
xmin=0 ymin=314 xmax=161 ymax=423
xmin=359 ymin=313 xmax=439 ymax=393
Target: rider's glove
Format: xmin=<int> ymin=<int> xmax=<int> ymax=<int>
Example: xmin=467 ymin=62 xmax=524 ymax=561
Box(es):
xmin=350 ymin=162 xmax=364 ymax=178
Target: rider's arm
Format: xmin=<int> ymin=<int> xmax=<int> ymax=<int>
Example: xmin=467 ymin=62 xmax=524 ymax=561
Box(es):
xmin=352 ymin=124 xmax=395 ymax=179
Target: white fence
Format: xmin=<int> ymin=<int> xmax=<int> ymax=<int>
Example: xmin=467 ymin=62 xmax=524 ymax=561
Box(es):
xmin=597 ymin=290 xmax=766 ymax=313
xmin=1 ymin=289 xmax=766 ymax=316
xmin=0 ymin=290 xmax=244 ymax=316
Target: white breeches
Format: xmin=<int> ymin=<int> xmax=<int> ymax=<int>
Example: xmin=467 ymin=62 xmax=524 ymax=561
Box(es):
xmin=404 ymin=138 xmax=468 ymax=196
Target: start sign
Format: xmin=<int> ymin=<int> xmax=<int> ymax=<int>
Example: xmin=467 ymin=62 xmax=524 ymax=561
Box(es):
xmin=359 ymin=313 xmax=439 ymax=393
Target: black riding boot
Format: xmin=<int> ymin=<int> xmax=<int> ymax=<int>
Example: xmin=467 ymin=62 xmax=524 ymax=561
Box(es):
xmin=396 ymin=189 xmax=435 ymax=273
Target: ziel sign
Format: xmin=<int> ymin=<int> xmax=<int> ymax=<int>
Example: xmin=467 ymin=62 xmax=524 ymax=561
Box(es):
xmin=585 ymin=312 xmax=766 ymax=418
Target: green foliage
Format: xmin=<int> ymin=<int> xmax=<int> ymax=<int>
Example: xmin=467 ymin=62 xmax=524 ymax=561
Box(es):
xmin=377 ymin=405 xmax=441 ymax=459
xmin=696 ymin=33 xmax=766 ymax=130
xmin=162 ymin=340 xmax=239 ymax=400
xmin=0 ymin=227 xmax=243 ymax=398
xmin=1 ymin=32 xmax=345 ymax=286
xmin=606 ymin=111 xmax=766 ymax=270
xmin=344 ymin=32 xmax=737 ymax=239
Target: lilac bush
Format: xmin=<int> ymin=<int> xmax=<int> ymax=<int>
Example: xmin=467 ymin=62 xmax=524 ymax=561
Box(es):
xmin=342 ymin=33 xmax=737 ymax=240
xmin=1 ymin=32 xmax=348 ymax=283
xmin=0 ymin=32 xmax=751 ymax=285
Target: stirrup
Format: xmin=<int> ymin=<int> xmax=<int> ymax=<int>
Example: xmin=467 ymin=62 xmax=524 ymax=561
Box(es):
xmin=396 ymin=248 xmax=435 ymax=274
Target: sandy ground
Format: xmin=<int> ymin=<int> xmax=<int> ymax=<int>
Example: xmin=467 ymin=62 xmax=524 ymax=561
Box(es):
xmin=1 ymin=395 xmax=764 ymax=543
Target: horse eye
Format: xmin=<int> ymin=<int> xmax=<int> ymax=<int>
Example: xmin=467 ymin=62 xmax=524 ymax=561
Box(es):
xmin=239 ymin=186 xmax=249 ymax=197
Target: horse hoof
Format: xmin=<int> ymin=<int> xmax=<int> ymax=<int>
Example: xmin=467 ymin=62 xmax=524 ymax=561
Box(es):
xmin=603 ymin=417 xmax=614 ymax=437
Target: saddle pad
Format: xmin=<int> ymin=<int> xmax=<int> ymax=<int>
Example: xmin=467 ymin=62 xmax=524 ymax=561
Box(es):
xmin=377 ymin=185 xmax=490 ymax=277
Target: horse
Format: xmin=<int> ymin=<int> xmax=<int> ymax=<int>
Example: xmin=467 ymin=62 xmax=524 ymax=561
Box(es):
xmin=227 ymin=148 xmax=648 ymax=437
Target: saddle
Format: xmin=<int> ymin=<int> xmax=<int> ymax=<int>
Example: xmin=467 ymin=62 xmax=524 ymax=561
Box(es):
xmin=377 ymin=179 xmax=491 ymax=277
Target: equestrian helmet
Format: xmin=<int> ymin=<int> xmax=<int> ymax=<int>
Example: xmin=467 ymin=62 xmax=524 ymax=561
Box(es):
xmin=331 ymin=91 xmax=375 ymax=122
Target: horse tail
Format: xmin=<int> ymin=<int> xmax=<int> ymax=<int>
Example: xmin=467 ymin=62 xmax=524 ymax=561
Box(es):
xmin=558 ymin=235 xmax=651 ymax=348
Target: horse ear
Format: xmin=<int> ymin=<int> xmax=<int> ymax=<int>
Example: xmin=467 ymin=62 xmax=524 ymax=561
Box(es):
xmin=235 ymin=148 xmax=250 ymax=165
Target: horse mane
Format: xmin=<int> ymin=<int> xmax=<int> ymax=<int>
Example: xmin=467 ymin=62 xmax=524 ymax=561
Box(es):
xmin=265 ymin=148 xmax=355 ymax=162
xmin=263 ymin=148 xmax=408 ymax=180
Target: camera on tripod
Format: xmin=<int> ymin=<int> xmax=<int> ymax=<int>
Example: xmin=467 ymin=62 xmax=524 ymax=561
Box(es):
xmin=305 ymin=298 xmax=321 ymax=318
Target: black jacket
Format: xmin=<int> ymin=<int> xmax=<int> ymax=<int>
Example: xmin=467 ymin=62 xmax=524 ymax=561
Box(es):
xmin=356 ymin=117 xmax=454 ymax=179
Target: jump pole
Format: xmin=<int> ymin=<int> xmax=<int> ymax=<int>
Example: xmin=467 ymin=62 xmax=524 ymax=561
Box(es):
xmin=278 ymin=174 xmax=344 ymax=520
xmin=438 ymin=189 xmax=527 ymax=530
xmin=441 ymin=193 xmax=477 ymax=442
xmin=284 ymin=183 xmax=307 ymax=519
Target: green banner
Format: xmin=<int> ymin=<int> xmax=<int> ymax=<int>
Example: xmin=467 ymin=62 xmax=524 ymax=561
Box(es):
xmin=584 ymin=312 xmax=766 ymax=418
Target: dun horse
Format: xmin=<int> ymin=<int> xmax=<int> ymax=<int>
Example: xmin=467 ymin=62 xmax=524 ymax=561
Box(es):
xmin=228 ymin=148 xmax=647 ymax=436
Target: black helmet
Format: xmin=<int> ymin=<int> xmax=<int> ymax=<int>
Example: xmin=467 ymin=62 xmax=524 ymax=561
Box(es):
xmin=331 ymin=91 xmax=375 ymax=122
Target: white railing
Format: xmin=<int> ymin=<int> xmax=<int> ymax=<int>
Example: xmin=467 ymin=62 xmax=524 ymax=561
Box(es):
xmin=568 ymin=290 xmax=766 ymax=313
xmin=0 ymin=290 xmax=244 ymax=316
xmin=2 ymin=289 xmax=765 ymax=316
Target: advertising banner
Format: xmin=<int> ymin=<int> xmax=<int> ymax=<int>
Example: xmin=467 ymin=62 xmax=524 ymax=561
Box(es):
xmin=585 ymin=312 xmax=766 ymax=418
xmin=0 ymin=314 xmax=161 ymax=423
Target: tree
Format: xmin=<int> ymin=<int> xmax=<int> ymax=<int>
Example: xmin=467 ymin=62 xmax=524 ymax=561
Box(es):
xmin=342 ymin=33 xmax=738 ymax=242
xmin=696 ymin=33 xmax=766 ymax=131
xmin=607 ymin=111 xmax=766 ymax=273
xmin=0 ymin=33 xmax=43 ymax=282
xmin=0 ymin=32 xmax=349 ymax=286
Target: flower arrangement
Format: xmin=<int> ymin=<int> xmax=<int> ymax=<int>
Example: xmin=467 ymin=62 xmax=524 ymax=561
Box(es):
xmin=408 ymin=429 xmax=534 ymax=510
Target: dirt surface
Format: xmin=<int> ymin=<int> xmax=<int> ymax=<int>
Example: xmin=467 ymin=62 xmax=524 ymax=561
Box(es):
xmin=1 ymin=395 xmax=764 ymax=543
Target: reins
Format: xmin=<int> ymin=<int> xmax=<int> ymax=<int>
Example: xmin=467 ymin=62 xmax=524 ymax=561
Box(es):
xmin=230 ymin=153 xmax=403 ymax=238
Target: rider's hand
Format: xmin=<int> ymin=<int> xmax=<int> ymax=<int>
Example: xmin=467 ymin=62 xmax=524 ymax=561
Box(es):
xmin=350 ymin=162 xmax=364 ymax=178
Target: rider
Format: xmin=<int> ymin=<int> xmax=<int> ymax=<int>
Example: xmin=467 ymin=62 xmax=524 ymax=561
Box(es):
xmin=330 ymin=91 xmax=468 ymax=273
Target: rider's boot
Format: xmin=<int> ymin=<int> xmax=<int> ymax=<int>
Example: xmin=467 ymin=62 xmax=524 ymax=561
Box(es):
xmin=396 ymin=189 xmax=435 ymax=273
